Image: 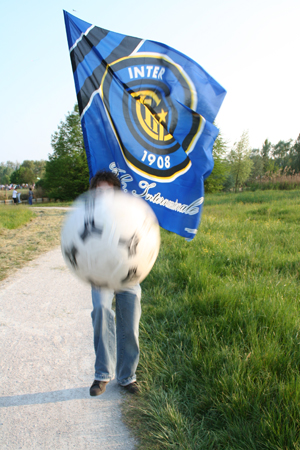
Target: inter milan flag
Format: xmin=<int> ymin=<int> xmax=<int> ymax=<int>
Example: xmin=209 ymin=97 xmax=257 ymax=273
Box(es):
xmin=63 ymin=11 xmax=226 ymax=240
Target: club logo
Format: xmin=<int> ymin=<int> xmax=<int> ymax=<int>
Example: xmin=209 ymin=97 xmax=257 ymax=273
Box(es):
xmin=100 ymin=54 xmax=204 ymax=182
xmin=129 ymin=89 xmax=173 ymax=143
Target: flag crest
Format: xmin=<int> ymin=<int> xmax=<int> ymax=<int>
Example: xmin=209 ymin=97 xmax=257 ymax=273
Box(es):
xmin=64 ymin=11 xmax=226 ymax=239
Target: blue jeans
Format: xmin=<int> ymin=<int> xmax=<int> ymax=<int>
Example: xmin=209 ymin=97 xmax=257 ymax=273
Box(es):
xmin=91 ymin=285 xmax=141 ymax=386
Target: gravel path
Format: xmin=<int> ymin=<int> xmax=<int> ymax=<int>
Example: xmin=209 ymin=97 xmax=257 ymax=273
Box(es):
xmin=0 ymin=247 xmax=137 ymax=449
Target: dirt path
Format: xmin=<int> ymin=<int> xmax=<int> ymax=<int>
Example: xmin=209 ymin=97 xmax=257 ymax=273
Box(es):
xmin=0 ymin=247 xmax=137 ymax=449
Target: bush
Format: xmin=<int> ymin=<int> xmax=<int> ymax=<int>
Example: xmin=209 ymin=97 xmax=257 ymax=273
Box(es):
xmin=34 ymin=186 xmax=47 ymax=198
xmin=247 ymin=180 xmax=300 ymax=191
xmin=246 ymin=169 xmax=300 ymax=191
xmin=35 ymin=178 xmax=45 ymax=189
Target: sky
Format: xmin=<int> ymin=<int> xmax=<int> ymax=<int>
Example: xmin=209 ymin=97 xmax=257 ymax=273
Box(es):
xmin=0 ymin=0 xmax=299 ymax=164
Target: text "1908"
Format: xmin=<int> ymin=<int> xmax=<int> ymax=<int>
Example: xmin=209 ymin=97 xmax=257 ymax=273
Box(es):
xmin=141 ymin=151 xmax=170 ymax=168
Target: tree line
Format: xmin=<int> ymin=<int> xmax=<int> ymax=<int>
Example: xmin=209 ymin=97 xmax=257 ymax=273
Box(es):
xmin=0 ymin=160 xmax=46 ymax=187
xmin=205 ymin=131 xmax=300 ymax=193
xmin=2 ymin=105 xmax=299 ymax=199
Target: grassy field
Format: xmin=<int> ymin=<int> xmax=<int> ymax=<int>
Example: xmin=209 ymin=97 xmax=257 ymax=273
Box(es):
xmin=0 ymin=205 xmax=67 ymax=281
xmin=30 ymin=201 xmax=73 ymax=207
xmin=124 ymin=190 xmax=300 ymax=449
xmin=0 ymin=188 xmax=28 ymax=200
xmin=0 ymin=204 xmax=35 ymax=229
xmin=1 ymin=191 xmax=299 ymax=448
xmin=0 ymin=188 xmax=72 ymax=206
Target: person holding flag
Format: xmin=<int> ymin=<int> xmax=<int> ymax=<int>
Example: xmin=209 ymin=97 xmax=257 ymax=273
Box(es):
xmin=63 ymin=11 xmax=226 ymax=396
xmin=63 ymin=10 xmax=226 ymax=241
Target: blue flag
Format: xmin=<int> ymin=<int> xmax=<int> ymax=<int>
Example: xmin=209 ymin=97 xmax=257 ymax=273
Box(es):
xmin=63 ymin=11 xmax=226 ymax=240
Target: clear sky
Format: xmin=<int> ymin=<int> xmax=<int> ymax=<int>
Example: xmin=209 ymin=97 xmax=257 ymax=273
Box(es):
xmin=0 ymin=0 xmax=299 ymax=164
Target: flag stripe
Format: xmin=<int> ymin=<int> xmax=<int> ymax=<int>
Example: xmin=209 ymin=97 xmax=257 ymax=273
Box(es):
xmin=77 ymin=36 xmax=141 ymax=115
xmin=182 ymin=115 xmax=201 ymax=151
xmin=69 ymin=25 xmax=94 ymax=53
xmin=70 ymin=26 xmax=109 ymax=73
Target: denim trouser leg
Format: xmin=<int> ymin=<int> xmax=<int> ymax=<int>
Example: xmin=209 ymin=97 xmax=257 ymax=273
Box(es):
xmin=91 ymin=287 xmax=116 ymax=381
xmin=115 ymin=285 xmax=142 ymax=386
xmin=91 ymin=285 xmax=141 ymax=385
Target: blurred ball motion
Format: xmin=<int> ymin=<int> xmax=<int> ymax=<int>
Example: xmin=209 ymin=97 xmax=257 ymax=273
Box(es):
xmin=61 ymin=188 xmax=160 ymax=290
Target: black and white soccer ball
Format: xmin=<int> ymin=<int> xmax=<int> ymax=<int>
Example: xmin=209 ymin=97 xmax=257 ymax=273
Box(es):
xmin=61 ymin=188 xmax=160 ymax=290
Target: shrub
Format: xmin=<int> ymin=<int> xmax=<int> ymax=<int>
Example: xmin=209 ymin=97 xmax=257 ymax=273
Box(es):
xmin=246 ymin=168 xmax=300 ymax=191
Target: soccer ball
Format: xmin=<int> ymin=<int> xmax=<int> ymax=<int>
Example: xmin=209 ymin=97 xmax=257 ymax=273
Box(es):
xmin=61 ymin=188 xmax=160 ymax=291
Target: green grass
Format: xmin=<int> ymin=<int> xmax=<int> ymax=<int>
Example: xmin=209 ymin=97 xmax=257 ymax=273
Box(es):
xmin=0 ymin=207 xmax=67 ymax=281
xmin=204 ymin=189 xmax=300 ymax=206
xmin=126 ymin=190 xmax=300 ymax=450
xmin=0 ymin=188 xmax=28 ymax=200
xmin=0 ymin=205 xmax=36 ymax=230
xmin=31 ymin=201 xmax=73 ymax=207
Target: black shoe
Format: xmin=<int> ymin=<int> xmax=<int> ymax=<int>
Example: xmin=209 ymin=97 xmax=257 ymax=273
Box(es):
xmin=122 ymin=382 xmax=140 ymax=394
xmin=90 ymin=380 xmax=108 ymax=396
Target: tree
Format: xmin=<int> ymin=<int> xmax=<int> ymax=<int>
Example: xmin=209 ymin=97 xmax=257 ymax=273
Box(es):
xmin=261 ymin=139 xmax=273 ymax=173
xmin=228 ymin=131 xmax=253 ymax=192
xmin=43 ymin=105 xmax=90 ymax=200
xmin=2 ymin=174 xmax=10 ymax=185
xmin=0 ymin=161 xmax=19 ymax=185
xmin=11 ymin=166 xmax=35 ymax=185
xmin=272 ymin=139 xmax=293 ymax=171
xmin=222 ymin=173 xmax=235 ymax=192
xmin=33 ymin=160 xmax=46 ymax=179
xmin=21 ymin=160 xmax=36 ymax=185
xmin=10 ymin=168 xmax=22 ymax=185
xmin=249 ymin=148 xmax=264 ymax=181
xmin=10 ymin=160 xmax=45 ymax=185
xmin=204 ymin=131 xmax=229 ymax=193
xmin=291 ymin=133 xmax=300 ymax=173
